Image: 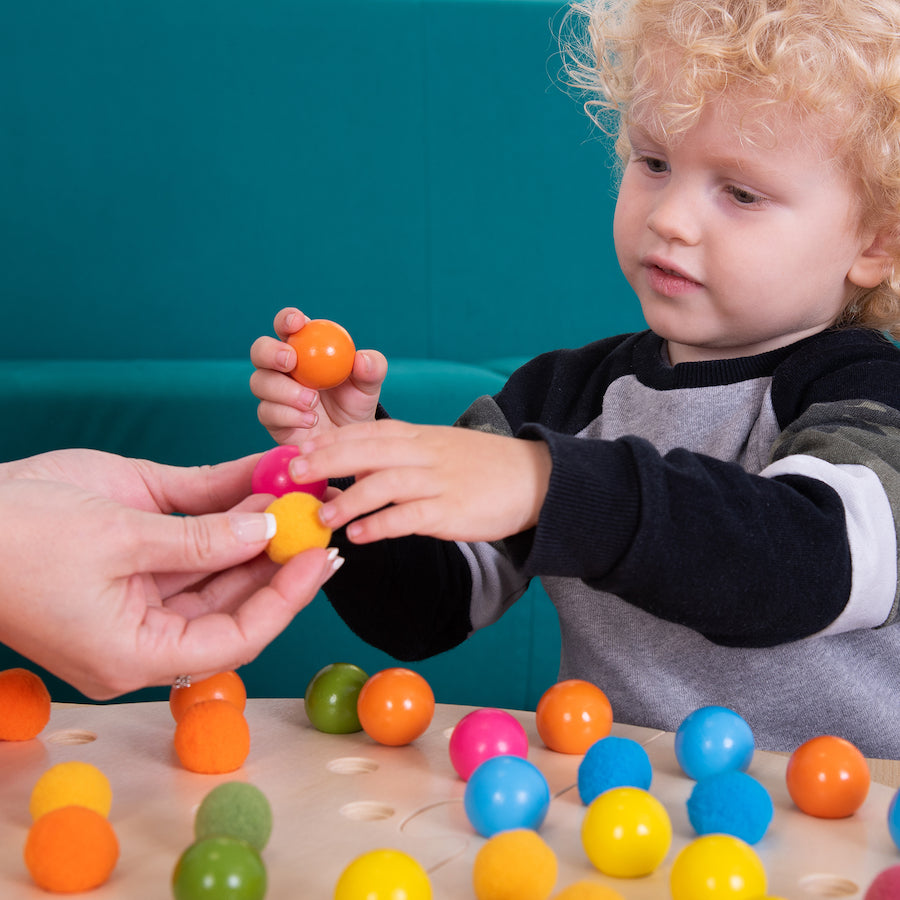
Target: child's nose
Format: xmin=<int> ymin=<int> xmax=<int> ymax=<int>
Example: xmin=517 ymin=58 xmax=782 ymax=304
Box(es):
xmin=646 ymin=184 xmax=702 ymax=246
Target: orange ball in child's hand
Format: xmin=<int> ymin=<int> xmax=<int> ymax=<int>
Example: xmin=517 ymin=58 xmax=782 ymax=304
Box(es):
xmin=174 ymin=699 xmax=251 ymax=774
xmin=287 ymin=319 xmax=356 ymax=390
xmin=169 ymin=670 xmax=247 ymax=723
xmin=0 ymin=667 xmax=51 ymax=741
xmin=265 ymin=492 xmax=332 ymax=564
xmin=24 ymin=805 xmax=119 ymax=892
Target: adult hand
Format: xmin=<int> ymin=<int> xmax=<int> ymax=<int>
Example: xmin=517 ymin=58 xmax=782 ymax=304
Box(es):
xmin=0 ymin=449 xmax=340 ymax=699
xmin=288 ymin=419 xmax=553 ymax=544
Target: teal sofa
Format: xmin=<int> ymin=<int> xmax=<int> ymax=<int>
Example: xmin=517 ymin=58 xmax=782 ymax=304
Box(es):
xmin=0 ymin=1 xmax=645 ymax=708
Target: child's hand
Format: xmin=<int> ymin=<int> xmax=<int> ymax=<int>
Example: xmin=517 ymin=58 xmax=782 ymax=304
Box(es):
xmin=289 ymin=420 xmax=553 ymax=544
xmin=250 ymin=308 xmax=388 ymax=446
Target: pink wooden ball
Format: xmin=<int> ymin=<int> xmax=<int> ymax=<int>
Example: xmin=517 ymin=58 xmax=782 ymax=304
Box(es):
xmin=252 ymin=445 xmax=326 ymax=500
xmin=449 ymin=708 xmax=529 ymax=781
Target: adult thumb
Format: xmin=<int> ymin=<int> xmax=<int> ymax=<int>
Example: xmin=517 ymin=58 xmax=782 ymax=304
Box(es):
xmin=131 ymin=509 xmax=277 ymax=574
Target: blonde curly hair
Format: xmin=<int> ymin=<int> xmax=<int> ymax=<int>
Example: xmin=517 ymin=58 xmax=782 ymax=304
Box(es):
xmin=561 ymin=0 xmax=900 ymax=340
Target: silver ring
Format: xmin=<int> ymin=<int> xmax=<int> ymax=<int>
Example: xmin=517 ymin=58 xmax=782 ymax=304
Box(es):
xmin=173 ymin=674 xmax=192 ymax=689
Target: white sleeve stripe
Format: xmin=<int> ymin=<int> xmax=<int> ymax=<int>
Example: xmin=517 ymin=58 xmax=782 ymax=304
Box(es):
xmin=760 ymin=455 xmax=898 ymax=635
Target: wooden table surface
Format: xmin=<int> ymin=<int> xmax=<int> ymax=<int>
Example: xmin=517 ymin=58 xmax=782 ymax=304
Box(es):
xmin=1 ymin=700 xmax=897 ymax=898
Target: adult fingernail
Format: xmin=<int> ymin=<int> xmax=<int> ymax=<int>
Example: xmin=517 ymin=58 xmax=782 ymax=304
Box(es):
xmin=230 ymin=512 xmax=277 ymax=543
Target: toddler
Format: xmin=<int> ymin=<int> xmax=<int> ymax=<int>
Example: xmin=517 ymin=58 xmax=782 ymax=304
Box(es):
xmin=251 ymin=0 xmax=900 ymax=756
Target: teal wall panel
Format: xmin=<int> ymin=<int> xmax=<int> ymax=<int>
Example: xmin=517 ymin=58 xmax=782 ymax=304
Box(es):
xmin=1 ymin=1 xmax=642 ymax=365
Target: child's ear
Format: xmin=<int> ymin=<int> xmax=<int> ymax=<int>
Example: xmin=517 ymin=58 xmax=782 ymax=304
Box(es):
xmin=849 ymin=230 xmax=894 ymax=289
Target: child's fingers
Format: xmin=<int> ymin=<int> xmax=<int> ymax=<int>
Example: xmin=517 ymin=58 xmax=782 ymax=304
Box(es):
xmin=273 ymin=307 xmax=309 ymax=339
xmin=250 ymin=368 xmax=319 ymax=411
xmin=319 ymin=466 xmax=439 ymax=532
xmin=250 ymin=335 xmax=296 ymax=373
xmin=343 ymin=500 xmax=439 ymax=544
xmin=303 ymin=418 xmax=421 ymax=451
xmin=291 ymin=422 xmax=430 ymax=482
xmin=257 ymin=400 xmax=319 ymax=434
xmin=347 ymin=350 xmax=389 ymax=395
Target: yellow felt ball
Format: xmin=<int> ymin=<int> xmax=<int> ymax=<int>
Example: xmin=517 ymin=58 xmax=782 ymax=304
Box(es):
xmin=552 ymin=883 xmax=625 ymax=900
xmin=264 ymin=492 xmax=332 ymax=564
xmin=29 ymin=761 xmax=113 ymax=821
xmin=473 ymin=829 xmax=558 ymax=900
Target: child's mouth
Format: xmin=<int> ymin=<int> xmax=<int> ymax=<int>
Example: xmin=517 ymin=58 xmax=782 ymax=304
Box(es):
xmin=646 ymin=263 xmax=702 ymax=296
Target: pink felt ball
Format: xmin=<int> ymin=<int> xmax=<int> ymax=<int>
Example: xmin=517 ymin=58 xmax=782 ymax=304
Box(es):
xmin=252 ymin=445 xmax=327 ymax=500
xmin=449 ymin=708 xmax=529 ymax=781
xmin=866 ymin=865 xmax=900 ymax=900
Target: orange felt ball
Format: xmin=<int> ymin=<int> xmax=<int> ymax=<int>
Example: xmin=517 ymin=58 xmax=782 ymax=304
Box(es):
xmin=173 ymin=699 xmax=251 ymax=774
xmin=169 ymin=670 xmax=247 ymax=723
xmin=287 ymin=319 xmax=356 ymax=390
xmin=0 ymin=667 xmax=51 ymax=741
xmin=24 ymin=805 xmax=119 ymax=893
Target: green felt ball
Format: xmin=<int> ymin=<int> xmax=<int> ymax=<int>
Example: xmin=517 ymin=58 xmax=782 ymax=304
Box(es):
xmin=194 ymin=782 xmax=273 ymax=852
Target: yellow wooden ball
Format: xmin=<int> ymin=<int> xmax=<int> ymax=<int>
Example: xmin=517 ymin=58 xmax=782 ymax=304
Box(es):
xmin=264 ymin=492 xmax=332 ymax=564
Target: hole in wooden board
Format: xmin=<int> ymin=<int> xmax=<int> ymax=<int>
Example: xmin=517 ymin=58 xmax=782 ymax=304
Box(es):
xmin=339 ymin=801 xmax=395 ymax=821
xmin=45 ymin=729 xmax=97 ymax=745
xmin=797 ymin=873 xmax=859 ymax=896
xmin=326 ymin=757 xmax=378 ymax=775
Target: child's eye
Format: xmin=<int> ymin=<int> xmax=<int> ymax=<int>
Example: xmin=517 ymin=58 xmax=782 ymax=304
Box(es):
xmin=726 ymin=185 xmax=764 ymax=206
xmin=634 ymin=155 xmax=669 ymax=175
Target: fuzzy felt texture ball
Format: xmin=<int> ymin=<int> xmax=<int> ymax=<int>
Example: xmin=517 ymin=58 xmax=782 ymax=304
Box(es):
xmin=577 ymin=736 xmax=652 ymax=805
xmin=0 ymin=668 xmax=51 ymax=741
xmin=687 ymin=770 xmax=773 ymax=844
xmin=265 ymin=492 xmax=331 ymax=564
xmin=195 ymin=782 xmax=273 ymax=851
xmin=473 ymin=829 xmax=558 ymax=900
xmin=866 ymin=865 xmax=900 ymax=900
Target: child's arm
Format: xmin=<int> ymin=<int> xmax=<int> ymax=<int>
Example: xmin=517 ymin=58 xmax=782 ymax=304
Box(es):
xmin=250 ymin=308 xmax=388 ymax=446
xmin=300 ymin=330 xmax=900 ymax=650
xmin=291 ymin=421 xmax=553 ymax=545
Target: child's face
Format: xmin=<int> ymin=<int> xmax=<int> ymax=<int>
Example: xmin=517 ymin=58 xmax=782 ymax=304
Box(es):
xmin=613 ymin=93 xmax=880 ymax=364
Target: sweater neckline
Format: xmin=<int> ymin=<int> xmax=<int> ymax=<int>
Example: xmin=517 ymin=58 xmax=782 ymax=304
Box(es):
xmin=635 ymin=330 xmax=823 ymax=389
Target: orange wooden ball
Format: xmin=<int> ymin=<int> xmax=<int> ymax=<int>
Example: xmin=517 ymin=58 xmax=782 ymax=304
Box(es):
xmin=536 ymin=680 xmax=613 ymax=755
xmin=0 ymin=668 xmax=51 ymax=741
xmin=287 ymin=319 xmax=355 ymax=390
xmin=169 ymin=670 xmax=247 ymax=723
xmin=173 ymin=699 xmax=251 ymax=774
xmin=357 ymin=668 xmax=435 ymax=746
xmin=786 ymin=735 xmax=870 ymax=818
